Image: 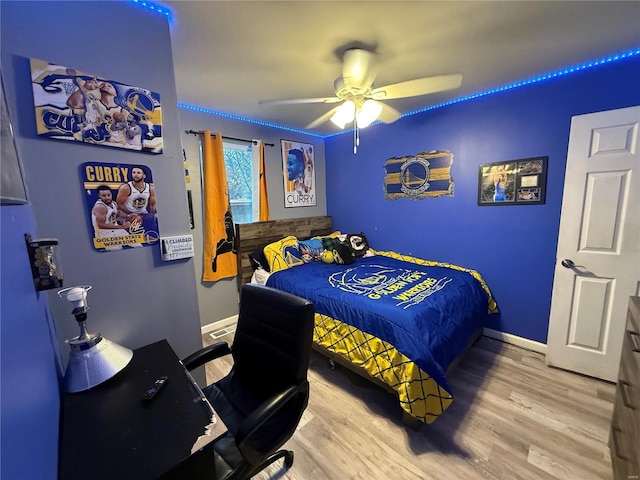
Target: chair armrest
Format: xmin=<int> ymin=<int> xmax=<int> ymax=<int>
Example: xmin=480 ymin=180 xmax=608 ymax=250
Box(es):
xmin=181 ymin=341 xmax=231 ymax=371
xmin=235 ymin=380 xmax=308 ymax=465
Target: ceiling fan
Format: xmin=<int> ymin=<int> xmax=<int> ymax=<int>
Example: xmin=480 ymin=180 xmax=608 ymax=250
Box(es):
xmin=259 ymin=48 xmax=463 ymax=151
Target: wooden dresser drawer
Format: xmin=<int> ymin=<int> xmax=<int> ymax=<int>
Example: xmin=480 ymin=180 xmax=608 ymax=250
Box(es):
xmin=610 ymin=423 xmax=639 ymax=480
xmin=610 ymin=297 xmax=640 ymax=480
xmin=611 ymin=391 xmax=639 ymax=461
xmin=619 ymin=329 xmax=640 ymax=423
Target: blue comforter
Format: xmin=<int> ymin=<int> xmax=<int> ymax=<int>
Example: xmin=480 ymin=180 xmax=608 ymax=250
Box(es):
xmin=266 ymin=254 xmax=490 ymax=393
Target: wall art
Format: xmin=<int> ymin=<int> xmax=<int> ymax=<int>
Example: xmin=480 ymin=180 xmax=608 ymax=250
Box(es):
xmin=281 ymin=139 xmax=316 ymax=207
xmin=80 ymin=162 xmax=160 ymax=252
xmin=31 ymin=58 xmax=163 ymax=153
xmin=478 ymin=156 xmax=548 ymax=206
xmin=1 ymin=71 xmax=28 ymax=204
xmin=384 ymin=150 xmax=454 ymax=200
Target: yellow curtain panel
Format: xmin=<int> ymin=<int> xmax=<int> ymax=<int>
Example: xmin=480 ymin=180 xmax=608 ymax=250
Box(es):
xmin=200 ymin=130 xmax=237 ymax=281
xmin=257 ymin=140 xmax=270 ymax=221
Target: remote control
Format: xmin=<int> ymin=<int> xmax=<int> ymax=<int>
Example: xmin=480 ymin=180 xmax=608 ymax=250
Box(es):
xmin=143 ymin=376 xmax=168 ymax=400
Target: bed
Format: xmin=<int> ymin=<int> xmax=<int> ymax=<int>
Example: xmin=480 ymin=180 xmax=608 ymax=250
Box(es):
xmin=235 ymin=216 xmax=497 ymax=426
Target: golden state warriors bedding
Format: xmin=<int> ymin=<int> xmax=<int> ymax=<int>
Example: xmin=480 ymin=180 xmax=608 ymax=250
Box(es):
xmin=266 ymin=250 xmax=496 ymax=424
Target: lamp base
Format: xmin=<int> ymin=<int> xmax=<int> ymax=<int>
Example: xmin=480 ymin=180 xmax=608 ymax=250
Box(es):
xmin=64 ymin=337 xmax=133 ymax=393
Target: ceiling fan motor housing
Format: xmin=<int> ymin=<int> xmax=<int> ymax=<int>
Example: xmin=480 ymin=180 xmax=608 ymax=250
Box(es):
xmin=334 ymin=75 xmax=371 ymax=100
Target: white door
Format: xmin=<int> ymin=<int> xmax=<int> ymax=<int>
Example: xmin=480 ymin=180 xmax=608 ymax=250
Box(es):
xmin=547 ymin=105 xmax=640 ymax=382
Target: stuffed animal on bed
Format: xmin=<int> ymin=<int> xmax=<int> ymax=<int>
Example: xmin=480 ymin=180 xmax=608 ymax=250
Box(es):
xmin=333 ymin=242 xmax=355 ymax=265
xmin=346 ymin=232 xmax=370 ymax=257
xmin=320 ymin=250 xmax=334 ymax=264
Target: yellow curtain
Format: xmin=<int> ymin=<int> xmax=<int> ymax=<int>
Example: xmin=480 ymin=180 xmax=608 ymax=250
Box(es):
xmin=200 ymin=130 xmax=237 ymax=281
xmin=255 ymin=140 xmax=270 ymax=221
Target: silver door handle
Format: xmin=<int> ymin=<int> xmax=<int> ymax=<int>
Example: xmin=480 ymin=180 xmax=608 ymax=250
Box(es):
xmin=561 ymin=259 xmax=575 ymax=268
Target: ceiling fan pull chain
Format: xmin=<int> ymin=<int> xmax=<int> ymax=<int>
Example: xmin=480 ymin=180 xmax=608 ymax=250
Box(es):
xmin=353 ymin=120 xmax=357 ymax=154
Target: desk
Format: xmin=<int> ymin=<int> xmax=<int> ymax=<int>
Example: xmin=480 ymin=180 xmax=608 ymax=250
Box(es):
xmin=59 ymin=339 xmax=227 ymax=479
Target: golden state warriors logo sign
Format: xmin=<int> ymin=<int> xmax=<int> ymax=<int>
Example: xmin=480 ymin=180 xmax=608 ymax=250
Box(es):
xmin=329 ymin=264 xmax=451 ymax=309
xmin=384 ymin=150 xmax=454 ymax=200
xmin=400 ymin=156 xmax=431 ymax=197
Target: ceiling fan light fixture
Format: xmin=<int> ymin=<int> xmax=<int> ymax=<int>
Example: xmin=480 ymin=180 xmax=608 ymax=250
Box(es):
xmin=356 ymin=99 xmax=383 ymax=128
xmin=330 ymin=100 xmax=355 ymax=128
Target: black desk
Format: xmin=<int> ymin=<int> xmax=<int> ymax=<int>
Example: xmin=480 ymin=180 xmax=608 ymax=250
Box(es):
xmin=59 ymin=339 xmax=227 ymax=479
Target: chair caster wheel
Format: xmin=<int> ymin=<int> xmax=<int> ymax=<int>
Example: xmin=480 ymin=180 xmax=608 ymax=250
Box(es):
xmin=284 ymin=451 xmax=294 ymax=468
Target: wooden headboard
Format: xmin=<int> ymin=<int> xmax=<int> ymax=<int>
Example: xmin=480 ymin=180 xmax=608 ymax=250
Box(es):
xmin=235 ymin=216 xmax=333 ymax=290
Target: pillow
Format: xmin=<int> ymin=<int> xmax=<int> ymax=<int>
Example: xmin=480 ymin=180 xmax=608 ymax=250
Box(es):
xmin=263 ymin=236 xmax=304 ymax=272
xmin=333 ymin=241 xmax=355 ymax=265
xmin=248 ymin=248 xmax=270 ymax=272
xmin=345 ymin=232 xmax=370 ymax=257
xmin=297 ymin=238 xmax=324 ymax=262
xmin=250 ymin=268 xmax=270 ymax=285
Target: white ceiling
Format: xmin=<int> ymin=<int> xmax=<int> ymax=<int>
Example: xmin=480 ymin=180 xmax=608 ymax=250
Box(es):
xmin=165 ymin=1 xmax=640 ymax=135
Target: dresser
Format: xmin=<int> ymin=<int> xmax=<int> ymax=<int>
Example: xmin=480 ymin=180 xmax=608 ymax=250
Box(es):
xmin=610 ymin=296 xmax=640 ymax=480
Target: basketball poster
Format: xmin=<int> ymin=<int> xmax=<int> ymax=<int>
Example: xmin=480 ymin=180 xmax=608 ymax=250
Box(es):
xmin=80 ymin=162 xmax=160 ymax=252
xmin=281 ymin=140 xmax=316 ymax=207
xmin=31 ymin=58 xmax=163 ymax=153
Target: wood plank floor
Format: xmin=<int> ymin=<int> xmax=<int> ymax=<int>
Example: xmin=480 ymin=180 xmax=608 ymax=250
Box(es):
xmin=200 ymin=332 xmax=615 ymax=480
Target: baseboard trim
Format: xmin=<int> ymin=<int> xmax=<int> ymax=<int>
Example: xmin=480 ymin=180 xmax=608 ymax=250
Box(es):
xmin=201 ymin=315 xmax=239 ymax=335
xmin=483 ymin=328 xmax=547 ymax=355
xmin=202 ymin=322 xmax=546 ymax=354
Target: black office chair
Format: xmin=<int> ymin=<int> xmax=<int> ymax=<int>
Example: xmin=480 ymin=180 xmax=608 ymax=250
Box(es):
xmin=183 ymin=283 xmax=314 ymax=480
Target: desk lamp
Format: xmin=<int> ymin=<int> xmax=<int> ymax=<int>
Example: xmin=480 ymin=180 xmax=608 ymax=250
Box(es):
xmin=58 ymin=286 xmax=133 ymax=393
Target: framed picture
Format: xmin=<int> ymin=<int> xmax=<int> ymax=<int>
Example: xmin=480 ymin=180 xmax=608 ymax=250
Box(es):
xmin=478 ymin=156 xmax=548 ymax=206
xmin=281 ymin=140 xmax=316 ymax=208
xmin=1 ymin=72 xmax=28 ymax=204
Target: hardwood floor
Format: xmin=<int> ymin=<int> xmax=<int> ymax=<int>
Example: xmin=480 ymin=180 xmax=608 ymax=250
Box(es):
xmin=200 ymin=332 xmax=615 ymax=480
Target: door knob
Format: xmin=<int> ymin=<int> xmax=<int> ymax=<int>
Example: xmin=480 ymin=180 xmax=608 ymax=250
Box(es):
xmin=561 ymin=259 xmax=575 ymax=268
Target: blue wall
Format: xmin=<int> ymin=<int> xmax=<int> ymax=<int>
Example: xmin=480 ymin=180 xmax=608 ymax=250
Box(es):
xmin=325 ymin=57 xmax=640 ymax=343
xmin=1 ymin=205 xmax=62 ymax=480
xmin=1 ymin=2 xmax=205 ymax=478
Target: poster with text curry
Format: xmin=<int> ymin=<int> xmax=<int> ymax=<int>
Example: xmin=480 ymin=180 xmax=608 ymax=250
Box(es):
xmin=281 ymin=140 xmax=316 ymax=207
xmin=81 ymin=162 xmax=160 ymax=252
xmin=31 ymin=58 xmax=163 ymax=153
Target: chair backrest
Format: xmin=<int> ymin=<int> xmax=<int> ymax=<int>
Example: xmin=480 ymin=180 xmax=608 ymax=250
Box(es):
xmin=231 ymin=283 xmax=314 ymax=396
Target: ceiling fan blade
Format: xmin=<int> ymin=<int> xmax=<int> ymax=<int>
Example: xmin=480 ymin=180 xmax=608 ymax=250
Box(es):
xmin=371 ymin=73 xmax=463 ymax=100
xmin=305 ymin=105 xmax=342 ymax=129
xmin=377 ymin=101 xmax=402 ymax=124
xmin=259 ymin=96 xmax=341 ymax=106
xmin=342 ymin=48 xmax=377 ymax=89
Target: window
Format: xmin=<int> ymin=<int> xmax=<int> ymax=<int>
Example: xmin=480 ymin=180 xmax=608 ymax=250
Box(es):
xmin=223 ymin=142 xmax=254 ymax=224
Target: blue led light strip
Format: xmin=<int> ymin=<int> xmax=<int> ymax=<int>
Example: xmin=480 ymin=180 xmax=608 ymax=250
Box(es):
xmin=402 ymin=46 xmax=640 ymax=119
xmin=178 ymin=103 xmax=325 ymax=138
xmin=129 ymin=0 xmax=171 ymax=17
xmin=323 ymin=46 xmax=640 ymax=138
xmin=127 ymin=4 xmax=638 ymax=138
xmin=175 ymin=44 xmax=638 ymax=138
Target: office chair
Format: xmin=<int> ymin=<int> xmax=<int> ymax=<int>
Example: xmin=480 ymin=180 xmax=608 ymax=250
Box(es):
xmin=183 ymin=283 xmax=314 ymax=480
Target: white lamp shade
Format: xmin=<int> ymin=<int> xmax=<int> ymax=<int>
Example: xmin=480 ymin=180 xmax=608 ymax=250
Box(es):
xmin=356 ymin=99 xmax=383 ymax=128
xmin=330 ymin=100 xmax=355 ymax=128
